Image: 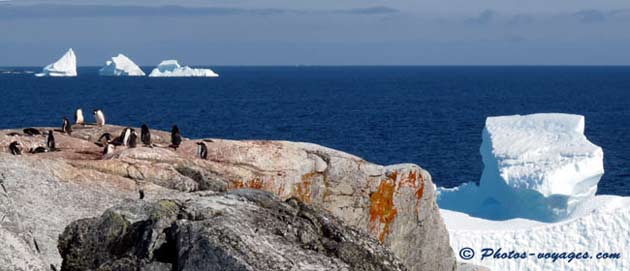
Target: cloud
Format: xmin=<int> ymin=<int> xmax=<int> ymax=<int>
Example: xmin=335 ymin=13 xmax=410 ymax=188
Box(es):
xmin=573 ymin=9 xmax=606 ymax=23
xmin=466 ymin=9 xmax=496 ymax=24
xmin=0 ymin=4 xmax=399 ymax=19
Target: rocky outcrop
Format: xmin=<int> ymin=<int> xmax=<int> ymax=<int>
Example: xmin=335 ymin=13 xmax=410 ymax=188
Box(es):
xmin=58 ymin=189 xmax=407 ymax=271
xmin=0 ymin=124 xmax=455 ymax=271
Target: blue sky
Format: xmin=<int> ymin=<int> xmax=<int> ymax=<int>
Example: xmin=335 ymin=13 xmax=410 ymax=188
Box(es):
xmin=2 ymin=0 xmax=630 ymax=65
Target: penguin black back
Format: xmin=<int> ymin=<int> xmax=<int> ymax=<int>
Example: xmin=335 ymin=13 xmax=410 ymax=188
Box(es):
xmin=23 ymin=128 xmax=41 ymax=136
xmin=196 ymin=142 xmax=208 ymax=159
xmin=9 ymin=141 xmax=21 ymax=155
xmin=141 ymin=124 xmax=151 ymax=146
xmin=171 ymin=125 xmax=182 ymax=149
xmin=62 ymin=117 xmax=72 ymax=135
xmin=129 ymin=129 xmax=138 ymax=148
xmin=47 ymin=130 xmax=56 ymax=151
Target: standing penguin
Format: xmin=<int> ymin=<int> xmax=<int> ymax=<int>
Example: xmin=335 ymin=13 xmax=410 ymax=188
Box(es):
xmin=75 ymin=108 xmax=84 ymax=125
xmin=47 ymin=130 xmax=56 ymax=151
xmin=93 ymin=109 xmax=106 ymax=127
xmin=119 ymin=127 xmax=132 ymax=146
xmin=170 ymin=125 xmax=182 ymax=149
xmin=129 ymin=129 xmax=138 ymax=148
xmin=196 ymin=142 xmax=208 ymax=159
xmin=9 ymin=141 xmax=21 ymax=155
xmin=140 ymin=124 xmax=151 ymax=146
xmin=62 ymin=117 xmax=72 ymax=135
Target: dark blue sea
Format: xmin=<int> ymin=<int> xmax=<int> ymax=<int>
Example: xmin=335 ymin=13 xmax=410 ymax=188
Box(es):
xmin=1 ymin=66 xmax=629 ymax=196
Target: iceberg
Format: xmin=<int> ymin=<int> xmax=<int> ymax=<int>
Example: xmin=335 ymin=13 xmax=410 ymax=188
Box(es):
xmin=99 ymin=54 xmax=145 ymax=76
xmin=436 ymin=113 xmax=628 ymax=270
xmin=148 ymin=60 xmax=219 ymax=77
xmin=35 ymin=48 xmax=77 ymax=77
xmin=438 ymin=113 xmax=603 ymax=221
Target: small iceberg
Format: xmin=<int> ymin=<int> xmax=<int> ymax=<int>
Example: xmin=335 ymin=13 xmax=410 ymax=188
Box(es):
xmin=99 ymin=54 xmax=145 ymax=76
xmin=148 ymin=60 xmax=218 ymax=77
xmin=35 ymin=48 xmax=77 ymax=77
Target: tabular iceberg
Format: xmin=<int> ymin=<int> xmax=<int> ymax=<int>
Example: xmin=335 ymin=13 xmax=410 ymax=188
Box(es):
xmin=148 ymin=60 xmax=219 ymax=77
xmin=35 ymin=48 xmax=77 ymax=77
xmin=436 ymin=113 xmax=629 ymax=270
xmin=99 ymin=54 xmax=145 ymax=76
xmin=438 ymin=113 xmax=603 ymax=221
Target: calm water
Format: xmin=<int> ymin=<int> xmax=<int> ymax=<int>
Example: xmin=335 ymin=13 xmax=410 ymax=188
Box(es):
xmin=1 ymin=66 xmax=629 ymax=195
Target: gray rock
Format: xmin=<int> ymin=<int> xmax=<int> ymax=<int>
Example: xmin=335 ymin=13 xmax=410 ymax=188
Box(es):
xmin=58 ymin=190 xmax=407 ymax=271
xmin=0 ymin=125 xmax=457 ymax=271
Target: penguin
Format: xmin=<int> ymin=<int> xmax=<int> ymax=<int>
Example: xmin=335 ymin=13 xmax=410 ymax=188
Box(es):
xmin=170 ymin=125 xmax=182 ymax=149
xmin=96 ymin=132 xmax=112 ymax=147
xmin=29 ymin=146 xmax=47 ymax=153
xmin=128 ymin=129 xmax=138 ymax=148
xmin=9 ymin=141 xmax=21 ymax=155
xmin=103 ymin=143 xmax=114 ymax=155
xmin=196 ymin=142 xmax=208 ymax=160
xmin=139 ymin=189 xmax=145 ymax=200
xmin=93 ymin=109 xmax=106 ymax=127
xmin=47 ymin=130 xmax=56 ymax=151
xmin=75 ymin=108 xmax=84 ymax=125
xmin=23 ymin=128 xmax=41 ymax=136
xmin=119 ymin=127 xmax=132 ymax=146
xmin=140 ymin=124 xmax=151 ymax=146
xmin=62 ymin=116 xmax=72 ymax=135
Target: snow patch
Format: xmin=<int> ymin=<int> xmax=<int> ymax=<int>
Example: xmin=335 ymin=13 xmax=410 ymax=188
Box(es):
xmin=148 ymin=60 xmax=218 ymax=77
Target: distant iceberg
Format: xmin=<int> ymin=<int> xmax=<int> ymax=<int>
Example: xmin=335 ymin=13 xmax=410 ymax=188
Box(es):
xmin=148 ymin=60 xmax=218 ymax=77
xmin=99 ymin=54 xmax=145 ymax=76
xmin=35 ymin=48 xmax=77 ymax=77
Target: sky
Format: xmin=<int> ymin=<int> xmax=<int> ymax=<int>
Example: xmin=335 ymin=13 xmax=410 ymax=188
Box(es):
xmin=1 ymin=0 xmax=630 ymax=66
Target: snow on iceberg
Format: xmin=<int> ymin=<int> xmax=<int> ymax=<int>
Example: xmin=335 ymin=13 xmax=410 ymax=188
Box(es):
xmin=436 ymin=113 xmax=628 ymax=270
xmin=99 ymin=54 xmax=145 ymax=76
xmin=438 ymin=113 xmax=603 ymax=221
xmin=148 ymin=60 xmax=218 ymax=77
xmin=35 ymin=48 xmax=77 ymax=77
xmin=442 ymin=196 xmax=630 ymax=271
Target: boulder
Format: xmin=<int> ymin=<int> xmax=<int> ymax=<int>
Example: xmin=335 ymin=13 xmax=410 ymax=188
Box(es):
xmin=0 ymin=124 xmax=455 ymax=271
xmin=58 ymin=189 xmax=407 ymax=271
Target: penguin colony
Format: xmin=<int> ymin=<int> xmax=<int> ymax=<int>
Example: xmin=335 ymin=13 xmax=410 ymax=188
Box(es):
xmin=6 ymin=108 xmax=210 ymax=161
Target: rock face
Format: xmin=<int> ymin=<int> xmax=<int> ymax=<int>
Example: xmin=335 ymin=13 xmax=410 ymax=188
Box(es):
xmin=58 ymin=189 xmax=407 ymax=271
xmin=0 ymin=124 xmax=455 ymax=271
xmin=35 ymin=48 xmax=77 ymax=77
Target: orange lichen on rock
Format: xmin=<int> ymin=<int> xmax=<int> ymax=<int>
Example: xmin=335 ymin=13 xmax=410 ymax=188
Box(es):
xmin=296 ymin=172 xmax=318 ymax=204
xmin=369 ymin=172 xmax=398 ymax=243
xmin=227 ymin=177 xmax=265 ymax=190
xmin=399 ymin=171 xmax=417 ymax=188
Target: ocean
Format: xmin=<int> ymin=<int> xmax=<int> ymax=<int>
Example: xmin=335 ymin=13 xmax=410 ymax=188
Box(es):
xmin=1 ymin=66 xmax=629 ymax=195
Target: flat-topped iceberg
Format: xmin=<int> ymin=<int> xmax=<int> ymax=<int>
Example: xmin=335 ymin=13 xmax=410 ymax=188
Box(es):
xmin=35 ymin=48 xmax=77 ymax=77
xmin=437 ymin=113 xmax=627 ymax=270
xmin=99 ymin=54 xmax=145 ymax=76
xmin=148 ymin=60 xmax=218 ymax=77
xmin=438 ymin=113 xmax=604 ymax=221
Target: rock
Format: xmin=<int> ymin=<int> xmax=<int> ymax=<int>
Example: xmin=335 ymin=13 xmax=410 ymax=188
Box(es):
xmin=58 ymin=189 xmax=407 ymax=271
xmin=0 ymin=124 xmax=455 ymax=271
